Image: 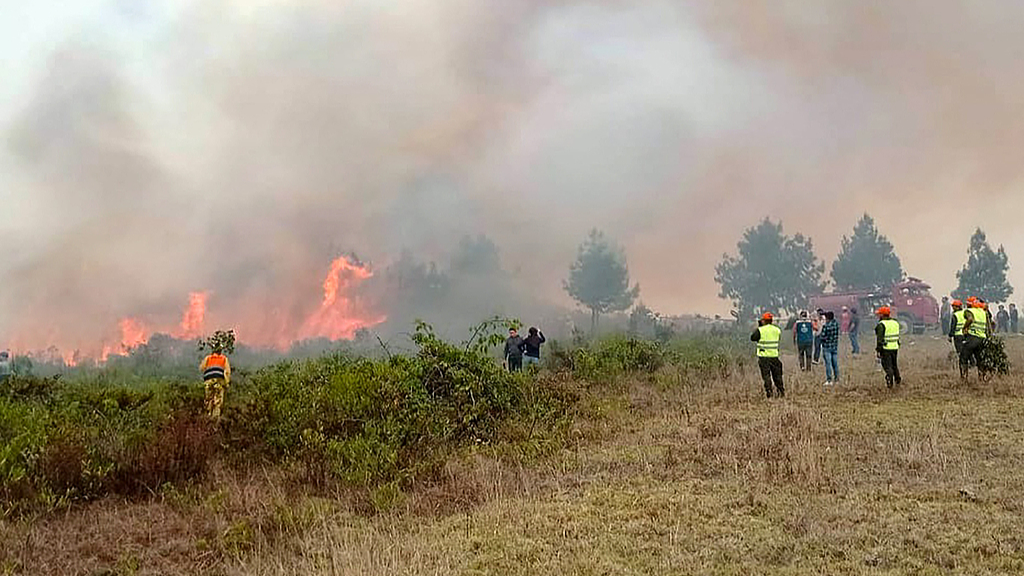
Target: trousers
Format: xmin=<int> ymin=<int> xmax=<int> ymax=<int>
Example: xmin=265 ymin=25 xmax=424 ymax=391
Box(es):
xmin=797 ymin=343 xmax=812 ymax=371
xmin=879 ymin=350 xmax=901 ymax=388
xmin=758 ymin=357 xmax=785 ymax=398
xmin=823 ymin=347 xmax=839 ymax=382
xmin=204 ymin=378 xmax=228 ymax=418
xmin=507 ymin=356 xmax=523 ymax=372
xmin=959 ymin=335 xmax=986 ymax=377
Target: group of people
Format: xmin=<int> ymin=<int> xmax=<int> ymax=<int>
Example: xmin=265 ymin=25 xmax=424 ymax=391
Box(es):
xmin=791 ymin=307 xmax=862 ymax=385
xmin=946 ymin=297 xmax=998 ymax=380
xmin=752 ymin=296 xmax=1001 ymax=399
xmin=503 ymin=327 xmax=546 ymax=372
xmin=941 ymin=296 xmax=1018 ymax=335
xmin=752 ymin=306 xmax=904 ymax=398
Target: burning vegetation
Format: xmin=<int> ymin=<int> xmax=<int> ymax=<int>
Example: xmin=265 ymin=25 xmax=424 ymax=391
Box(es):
xmin=9 ymin=255 xmax=385 ymax=367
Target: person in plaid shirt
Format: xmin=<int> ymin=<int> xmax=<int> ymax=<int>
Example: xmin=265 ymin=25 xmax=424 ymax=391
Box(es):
xmin=820 ymin=311 xmax=841 ymax=387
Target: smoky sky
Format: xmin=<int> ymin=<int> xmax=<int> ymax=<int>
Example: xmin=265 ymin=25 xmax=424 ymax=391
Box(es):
xmin=3 ymin=0 xmax=1024 ymax=350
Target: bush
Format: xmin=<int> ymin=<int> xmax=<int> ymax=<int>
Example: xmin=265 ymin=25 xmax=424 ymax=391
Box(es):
xmin=0 ymin=319 xmax=575 ymax=511
xmin=979 ymin=337 xmax=1011 ymax=376
xmin=225 ymin=321 xmax=531 ymax=487
xmin=545 ymin=333 xmax=744 ymax=384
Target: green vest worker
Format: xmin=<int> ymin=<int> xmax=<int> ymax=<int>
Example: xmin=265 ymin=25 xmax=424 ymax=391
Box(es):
xmin=948 ymin=300 xmax=967 ymax=357
xmin=750 ymin=312 xmax=784 ymax=398
xmin=959 ymin=299 xmax=990 ymax=381
xmin=875 ymin=306 xmax=902 ymax=389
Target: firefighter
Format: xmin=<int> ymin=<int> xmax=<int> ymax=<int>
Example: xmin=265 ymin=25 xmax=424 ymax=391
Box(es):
xmin=948 ymin=299 xmax=967 ymax=357
xmin=875 ymin=307 xmax=902 ymax=389
xmin=200 ymin=345 xmax=231 ymax=418
xmin=960 ymin=297 xmax=990 ymax=381
xmin=750 ymin=312 xmax=784 ymax=398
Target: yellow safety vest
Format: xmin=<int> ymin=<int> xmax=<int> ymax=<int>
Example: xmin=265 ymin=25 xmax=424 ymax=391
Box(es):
xmin=952 ymin=309 xmax=967 ymax=334
xmin=968 ymin=308 xmax=988 ymax=339
xmin=880 ymin=319 xmax=901 ymax=350
xmin=757 ymin=324 xmax=781 ymax=358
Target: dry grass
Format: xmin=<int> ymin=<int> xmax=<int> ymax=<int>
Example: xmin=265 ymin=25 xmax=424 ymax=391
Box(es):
xmin=5 ymin=335 xmax=1024 ymax=575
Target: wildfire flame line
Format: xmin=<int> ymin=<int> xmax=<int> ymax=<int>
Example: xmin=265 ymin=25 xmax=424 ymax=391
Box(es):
xmin=10 ymin=256 xmax=384 ymax=366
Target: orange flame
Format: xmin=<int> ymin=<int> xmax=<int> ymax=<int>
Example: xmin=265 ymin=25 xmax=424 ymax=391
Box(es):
xmin=7 ymin=256 xmax=385 ymax=364
xmin=119 ymin=317 xmax=150 ymax=350
xmin=299 ymin=256 xmax=386 ymax=341
xmin=177 ymin=291 xmax=209 ymax=339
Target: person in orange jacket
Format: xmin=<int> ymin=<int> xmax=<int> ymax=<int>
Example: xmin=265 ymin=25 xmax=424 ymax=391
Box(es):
xmin=200 ymin=347 xmax=231 ymax=418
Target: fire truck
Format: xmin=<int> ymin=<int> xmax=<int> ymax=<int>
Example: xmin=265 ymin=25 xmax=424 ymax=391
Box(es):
xmin=808 ymin=277 xmax=940 ymax=335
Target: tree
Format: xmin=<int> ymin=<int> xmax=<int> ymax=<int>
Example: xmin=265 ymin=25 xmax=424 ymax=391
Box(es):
xmin=450 ymin=234 xmax=502 ymax=276
xmin=715 ymin=218 xmax=825 ymax=319
xmin=830 ymin=214 xmax=904 ymax=290
xmin=564 ymin=229 xmax=640 ymax=331
xmin=952 ymin=228 xmax=1013 ymax=302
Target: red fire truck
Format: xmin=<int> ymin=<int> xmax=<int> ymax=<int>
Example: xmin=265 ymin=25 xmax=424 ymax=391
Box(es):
xmin=808 ymin=278 xmax=940 ymax=334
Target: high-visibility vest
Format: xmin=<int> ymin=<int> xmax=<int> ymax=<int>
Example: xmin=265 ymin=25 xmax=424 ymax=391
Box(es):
xmin=202 ymin=353 xmax=229 ymax=381
xmin=757 ymin=324 xmax=782 ymax=358
xmin=880 ymin=319 xmax=901 ymax=350
xmin=952 ymin=309 xmax=967 ymax=334
xmin=968 ymin=307 xmax=989 ymax=339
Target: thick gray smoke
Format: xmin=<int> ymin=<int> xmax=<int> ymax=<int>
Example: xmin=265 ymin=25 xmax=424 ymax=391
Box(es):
xmin=2 ymin=0 xmax=1024 ymax=354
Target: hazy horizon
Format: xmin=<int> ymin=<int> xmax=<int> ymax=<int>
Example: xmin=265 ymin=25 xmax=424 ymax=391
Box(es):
xmin=3 ymin=0 xmax=1023 ymax=356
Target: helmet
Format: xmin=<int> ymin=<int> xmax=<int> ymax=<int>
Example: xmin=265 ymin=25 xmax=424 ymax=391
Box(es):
xmin=952 ymin=299 xmax=962 ymax=307
xmin=877 ymin=306 xmax=891 ymax=316
xmin=761 ymin=312 xmax=773 ymax=321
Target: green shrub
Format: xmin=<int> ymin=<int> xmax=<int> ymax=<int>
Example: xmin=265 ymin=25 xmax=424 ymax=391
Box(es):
xmin=979 ymin=337 xmax=1011 ymax=376
xmin=0 ymin=320 xmax=574 ymax=511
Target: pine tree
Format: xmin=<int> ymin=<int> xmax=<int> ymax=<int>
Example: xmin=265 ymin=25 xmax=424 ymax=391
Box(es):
xmin=715 ymin=218 xmax=825 ymax=319
xmin=830 ymin=214 xmax=904 ymax=291
xmin=952 ymin=228 xmax=1013 ymax=302
xmin=565 ymin=229 xmax=640 ymax=331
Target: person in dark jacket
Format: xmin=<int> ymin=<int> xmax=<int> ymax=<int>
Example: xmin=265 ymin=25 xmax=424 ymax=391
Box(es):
xmin=521 ymin=327 xmax=546 ymax=368
xmin=504 ymin=328 xmax=525 ymax=372
xmin=793 ymin=311 xmax=814 ymax=371
xmin=948 ymin=299 xmax=966 ymax=357
xmin=1010 ymin=303 xmax=1019 ymax=334
xmin=820 ymin=311 xmax=840 ymax=387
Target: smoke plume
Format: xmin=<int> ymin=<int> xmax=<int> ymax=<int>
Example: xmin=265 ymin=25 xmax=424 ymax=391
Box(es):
xmin=3 ymin=0 xmax=1024 ymax=356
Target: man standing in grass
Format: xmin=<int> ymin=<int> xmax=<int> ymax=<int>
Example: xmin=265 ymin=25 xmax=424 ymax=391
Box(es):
xmin=940 ymin=296 xmax=952 ymax=336
xmin=751 ymin=312 xmax=784 ymax=398
xmin=820 ymin=311 xmax=840 ymax=387
xmin=812 ymin=308 xmax=825 ymax=365
xmin=504 ymin=328 xmax=525 ymax=373
xmin=200 ymin=345 xmax=231 ymax=418
xmin=960 ymin=298 xmax=990 ymax=381
xmin=793 ymin=311 xmax=814 ymax=371
xmin=521 ymin=327 xmax=546 ymax=369
xmin=1010 ymin=303 xmax=1019 ymax=334
xmin=848 ymin=308 xmax=861 ymax=354
xmin=948 ymin=299 xmax=967 ymax=358
xmin=875 ymin=306 xmax=902 ymax=389
xmin=996 ymin=305 xmax=1010 ymax=334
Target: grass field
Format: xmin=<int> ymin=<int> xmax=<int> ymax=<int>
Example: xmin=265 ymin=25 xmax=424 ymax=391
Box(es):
xmin=4 ymin=334 xmax=1024 ymax=575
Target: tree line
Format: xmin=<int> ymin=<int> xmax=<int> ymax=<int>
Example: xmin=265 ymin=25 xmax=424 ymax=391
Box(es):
xmin=563 ymin=215 xmax=1013 ymax=326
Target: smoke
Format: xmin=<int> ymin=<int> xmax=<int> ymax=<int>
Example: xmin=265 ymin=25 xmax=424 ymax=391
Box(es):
xmin=3 ymin=0 xmax=1024 ymax=354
